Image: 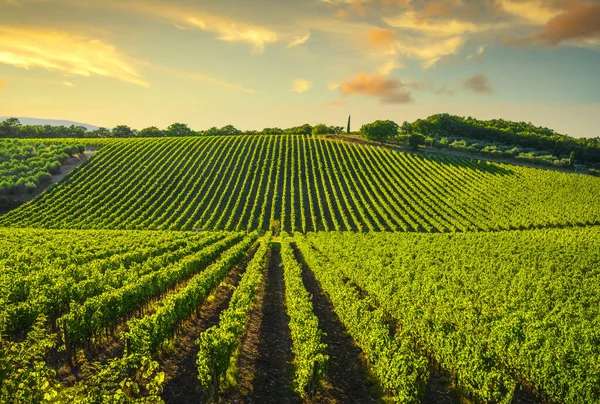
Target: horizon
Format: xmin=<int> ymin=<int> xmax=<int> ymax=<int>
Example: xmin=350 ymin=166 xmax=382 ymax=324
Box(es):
xmin=1 ymin=0 xmax=599 ymax=138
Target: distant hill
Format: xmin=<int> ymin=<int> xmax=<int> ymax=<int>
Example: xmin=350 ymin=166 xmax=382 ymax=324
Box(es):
xmin=0 ymin=117 xmax=100 ymax=131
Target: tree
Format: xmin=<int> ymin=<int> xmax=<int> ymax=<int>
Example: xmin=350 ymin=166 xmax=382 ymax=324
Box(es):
xmin=111 ymin=125 xmax=134 ymax=138
xmin=360 ymin=120 xmax=399 ymax=144
xmin=138 ymin=126 xmax=164 ymax=137
xmin=219 ymin=125 xmax=242 ymax=136
xmin=67 ymin=125 xmax=87 ymax=138
xmin=262 ymin=127 xmax=283 ymax=135
xmin=312 ymin=124 xmax=332 ymax=135
xmin=569 ymin=151 xmax=576 ymax=168
xmin=407 ymin=133 xmax=426 ymax=151
xmin=347 ymin=115 xmax=351 ymax=134
xmin=400 ymin=121 xmax=413 ymax=135
xmin=89 ymin=127 xmax=111 ymax=138
xmin=166 ymin=123 xmax=193 ymax=137
xmin=0 ymin=118 xmax=21 ymax=138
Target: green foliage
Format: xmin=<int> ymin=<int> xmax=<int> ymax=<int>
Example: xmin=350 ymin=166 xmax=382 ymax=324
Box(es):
xmin=406 ymin=113 xmax=600 ymax=165
xmin=305 ymin=228 xmax=600 ymax=404
xmin=400 ymin=121 xmax=412 ymax=135
xmin=166 ymin=123 xmax=194 ymax=137
xmin=196 ymin=236 xmax=271 ymax=398
xmin=295 ymin=236 xmax=428 ymax=402
xmin=138 ymin=126 xmax=164 ymax=138
xmin=67 ymin=354 xmax=164 ymax=403
xmin=360 ymin=120 xmax=399 ymax=143
xmin=122 ymin=234 xmax=257 ymax=354
xmin=312 ymin=124 xmax=341 ymax=136
xmin=0 ymin=139 xmax=83 ymax=195
xmin=1 ymin=136 xmax=599 ymax=233
xmin=280 ymin=236 xmax=328 ymax=398
xmin=407 ymin=133 xmax=425 ymax=151
xmin=111 ymin=125 xmax=134 ymax=138
xmin=0 ymin=315 xmax=60 ymax=403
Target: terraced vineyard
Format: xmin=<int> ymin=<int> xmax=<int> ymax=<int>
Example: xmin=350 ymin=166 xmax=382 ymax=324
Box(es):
xmin=1 ymin=135 xmax=599 ymax=232
xmin=1 ymin=135 xmax=599 ymax=404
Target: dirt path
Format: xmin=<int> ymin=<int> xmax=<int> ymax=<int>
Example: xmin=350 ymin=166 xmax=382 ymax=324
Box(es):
xmin=293 ymin=243 xmax=381 ymax=403
xmin=250 ymin=241 xmax=298 ymax=403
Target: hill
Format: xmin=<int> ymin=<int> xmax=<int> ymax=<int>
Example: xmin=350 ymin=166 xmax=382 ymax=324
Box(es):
xmin=1 ymin=135 xmax=599 ymax=231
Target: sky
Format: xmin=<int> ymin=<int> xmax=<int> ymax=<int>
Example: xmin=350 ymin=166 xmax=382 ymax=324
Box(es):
xmin=0 ymin=0 xmax=599 ymax=138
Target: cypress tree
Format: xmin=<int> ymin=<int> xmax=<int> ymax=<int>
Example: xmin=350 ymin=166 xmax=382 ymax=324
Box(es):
xmin=347 ymin=115 xmax=351 ymax=134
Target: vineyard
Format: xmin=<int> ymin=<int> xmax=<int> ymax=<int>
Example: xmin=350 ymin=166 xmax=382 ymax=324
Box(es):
xmin=1 ymin=135 xmax=599 ymax=403
xmin=1 ymin=136 xmax=599 ymax=232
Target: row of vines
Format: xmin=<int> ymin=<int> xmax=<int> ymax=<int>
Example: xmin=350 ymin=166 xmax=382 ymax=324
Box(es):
xmin=1 ymin=135 xmax=599 ymax=232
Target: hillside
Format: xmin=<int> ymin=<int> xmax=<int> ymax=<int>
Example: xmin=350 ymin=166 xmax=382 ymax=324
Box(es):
xmin=1 ymin=135 xmax=599 ymax=232
xmin=1 ymin=135 xmax=600 ymax=404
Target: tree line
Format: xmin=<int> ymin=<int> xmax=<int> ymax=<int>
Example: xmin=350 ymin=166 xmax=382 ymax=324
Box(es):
xmin=0 ymin=118 xmax=343 ymax=139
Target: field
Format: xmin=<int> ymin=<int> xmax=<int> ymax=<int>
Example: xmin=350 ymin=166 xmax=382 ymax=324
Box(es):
xmin=1 ymin=135 xmax=599 ymax=404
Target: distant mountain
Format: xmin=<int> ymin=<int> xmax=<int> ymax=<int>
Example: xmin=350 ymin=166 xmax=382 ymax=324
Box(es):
xmin=0 ymin=117 xmax=100 ymax=131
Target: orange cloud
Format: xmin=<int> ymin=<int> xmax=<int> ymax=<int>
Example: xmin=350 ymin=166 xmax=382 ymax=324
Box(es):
xmin=463 ymin=74 xmax=494 ymax=93
xmin=0 ymin=26 xmax=148 ymax=87
xmin=534 ymin=2 xmax=600 ymax=44
xmin=325 ymin=99 xmax=344 ymax=105
xmin=0 ymin=81 xmax=6 ymax=88
xmin=340 ymin=72 xmax=413 ymax=103
xmin=368 ymin=28 xmax=398 ymax=48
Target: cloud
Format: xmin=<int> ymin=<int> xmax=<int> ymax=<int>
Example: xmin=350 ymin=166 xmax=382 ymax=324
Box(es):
xmin=498 ymin=0 xmax=561 ymax=25
xmin=463 ymin=74 xmax=494 ymax=93
xmin=288 ymin=32 xmax=311 ymax=48
xmin=0 ymin=81 xmax=6 ymax=88
xmin=368 ymin=29 xmax=398 ymax=50
xmin=375 ymin=9 xmax=504 ymax=68
xmin=292 ymin=79 xmax=312 ymax=93
xmin=378 ymin=59 xmax=404 ymax=75
xmin=532 ymin=2 xmax=600 ymax=45
xmin=398 ymin=35 xmax=466 ymax=68
xmin=325 ymin=99 xmax=344 ymax=105
xmin=384 ymin=11 xmax=488 ymax=36
xmin=0 ymin=26 xmax=148 ymax=87
xmin=339 ymin=72 xmax=413 ymax=103
xmin=121 ymin=2 xmax=277 ymax=54
xmin=61 ymin=81 xmax=74 ymax=87
xmin=466 ymin=45 xmax=486 ymax=59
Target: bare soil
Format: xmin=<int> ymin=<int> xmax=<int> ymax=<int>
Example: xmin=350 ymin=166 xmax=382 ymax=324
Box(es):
xmin=249 ymin=241 xmax=298 ymax=403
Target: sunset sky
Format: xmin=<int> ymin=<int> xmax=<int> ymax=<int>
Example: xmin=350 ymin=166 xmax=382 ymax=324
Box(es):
xmin=0 ymin=0 xmax=599 ymax=137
